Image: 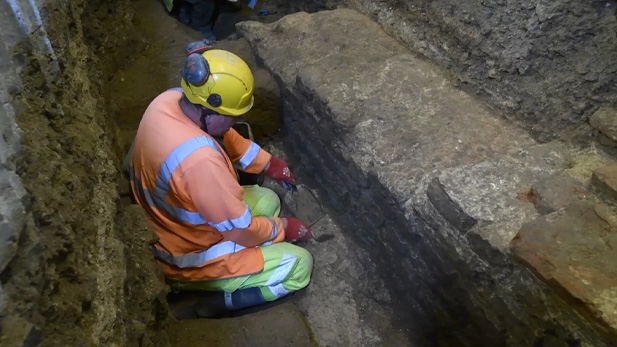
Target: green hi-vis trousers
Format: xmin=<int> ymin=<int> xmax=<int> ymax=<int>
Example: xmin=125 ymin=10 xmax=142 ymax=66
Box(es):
xmin=169 ymin=185 xmax=313 ymax=302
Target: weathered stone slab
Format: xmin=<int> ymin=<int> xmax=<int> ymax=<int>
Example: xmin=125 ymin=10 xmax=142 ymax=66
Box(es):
xmin=511 ymin=201 xmax=617 ymax=342
xmin=435 ymin=143 xmax=570 ymax=251
xmin=567 ymin=146 xmax=617 ymax=183
xmin=426 ymin=177 xmax=477 ymax=233
xmin=238 ymin=9 xmax=535 ymax=203
xmin=590 ymin=107 xmax=617 ymax=143
xmin=592 ymin=164 xmax=617 ymax=200
xmin=532 ymin=172 xmax=589 ymax=214
xmin=594 ymin=203 xmax=617 ymax=229
xmin=238 ymin=8 xmax=611 ymax=345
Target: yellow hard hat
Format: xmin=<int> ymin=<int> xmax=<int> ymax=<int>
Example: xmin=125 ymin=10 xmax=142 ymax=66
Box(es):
xmin=181 ymin=43 xmax=254 ymax=117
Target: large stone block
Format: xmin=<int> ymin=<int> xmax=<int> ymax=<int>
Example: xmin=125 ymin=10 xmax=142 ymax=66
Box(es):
xmin=433 ymin=143 xmax=570 ymax=252
xmin=238 ymin=9 xmax=535 ymax=200
xmin=531 ymin=172 xmax=589 ymax=214
xmin=592 ymin=164 xmax=617 ymax=200
xmin=239 ymin=9 xmax=610 ymax=345
xmin=511 ymin=201 xmax=617 ymax=342
xmin=426 ymin=177 xmax=477 ymax=233
xmin=590 ymin=107 xmax=617 ymax=143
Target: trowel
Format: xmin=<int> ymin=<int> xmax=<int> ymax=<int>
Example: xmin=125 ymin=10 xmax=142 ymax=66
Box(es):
xmin=281 ymin=184 xmax=334 ymax=243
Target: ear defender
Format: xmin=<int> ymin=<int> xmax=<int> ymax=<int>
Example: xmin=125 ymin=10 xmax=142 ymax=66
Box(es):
xmin=182 ymin=41 xmax=223 ymax=108
xmin=182 ymin=40 xmax=216 ymax=86
xmin=182 ymin=53 xmax=210 ymax=86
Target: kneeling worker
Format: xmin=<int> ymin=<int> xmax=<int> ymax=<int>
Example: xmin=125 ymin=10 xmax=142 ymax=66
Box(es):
xmin=128 ymin=40 xmax=313 ymax=317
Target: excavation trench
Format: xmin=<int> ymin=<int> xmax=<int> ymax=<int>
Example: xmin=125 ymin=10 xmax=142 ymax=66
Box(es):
xmin=2 ymin=0 xmax=616 ymax=346
xmin=109 ymin=4 xmax=612 ymax=346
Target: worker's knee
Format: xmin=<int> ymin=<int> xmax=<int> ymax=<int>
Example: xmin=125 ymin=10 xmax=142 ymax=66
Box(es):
xmin=259 ymin=187 xmax=281 ymax=215
xmin=243 ymin=185 xmax=281 ymax=217
xmin=285 ymin=247 xmax=313 ymax=291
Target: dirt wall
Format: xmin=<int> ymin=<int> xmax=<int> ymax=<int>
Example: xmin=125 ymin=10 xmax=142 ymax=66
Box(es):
xmin=1 ymin=0 xmax=169 ymax=346
xmin=345 ymin=0 xmax=617 ymax=142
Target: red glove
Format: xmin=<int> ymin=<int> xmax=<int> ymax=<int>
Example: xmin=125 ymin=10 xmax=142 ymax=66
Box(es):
xmin=264 ymin=156 xmax=296 ymax=186
xmin=280 ymin=216 xmax=312 ymax=243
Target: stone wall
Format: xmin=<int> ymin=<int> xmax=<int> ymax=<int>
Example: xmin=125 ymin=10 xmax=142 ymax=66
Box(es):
xmin=0 ymin=0 xmax=169 ymax=346
xmin=238 ymin=10 xmax=613 ymax=345
xmin=344 ymin=0 xmax=617 ymax=142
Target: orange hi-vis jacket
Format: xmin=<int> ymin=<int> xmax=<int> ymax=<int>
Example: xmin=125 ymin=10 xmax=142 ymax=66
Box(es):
xmin=129 ymin=89 xmax=285 ymax=281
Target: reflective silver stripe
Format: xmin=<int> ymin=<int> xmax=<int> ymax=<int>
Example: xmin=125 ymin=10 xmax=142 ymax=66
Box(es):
xmin=256 ymin=218 xmax=277 ymax=246
xmin=267 ymin=217 xmax=278 ymax=240
xmin=270 ymin=221 xmax=277 ymax=240
xmin=238 ymin=142 xmax=261 ymax=170
xmin=152 ymin=240 xmax=246 ymax=268
xmin=265 ymin=253 xmax=296 ymax=298
xmin=130 ymin=135 xmax=255 ymax=229
xmin=208 ymin=204 xmax=252 ymax=231
xmin=224 ymin=292 xmax=234 ymax=309
xmin=156 ymin=136 xmax=220 ymax=190
xmin=131 ymin=168 xmax=207 ymax=225
xmin=268 ymin=283 xmax=289 ymax=298
xmin=131 ymin=136 xmax=219 ymax=225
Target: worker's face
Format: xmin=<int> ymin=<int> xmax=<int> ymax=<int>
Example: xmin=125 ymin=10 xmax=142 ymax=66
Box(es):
xmin=203 ymin=112 xmax=241 ymax=136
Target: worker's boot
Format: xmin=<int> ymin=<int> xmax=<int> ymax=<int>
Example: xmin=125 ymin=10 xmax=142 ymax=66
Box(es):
xmin=194 ymin=288 xmax=267 ymax=318
xmin=167 ymin=291 xmax=202 ymax=320
xmin=178 ymin=4 xmax=192 ymax=25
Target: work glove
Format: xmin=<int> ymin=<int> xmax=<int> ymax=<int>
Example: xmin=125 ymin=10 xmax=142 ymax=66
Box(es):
xmin=280 ymin=216 xmax=312 ymax=243
xmin=264 ymin=156 xmax=297 ymax=192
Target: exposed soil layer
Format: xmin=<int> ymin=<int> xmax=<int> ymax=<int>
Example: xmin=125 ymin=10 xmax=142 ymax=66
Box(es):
xmin=6 ymin=1 xmax=168 ymax=345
